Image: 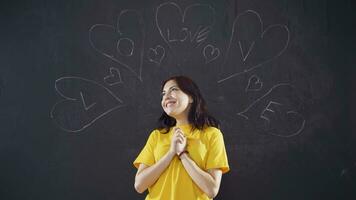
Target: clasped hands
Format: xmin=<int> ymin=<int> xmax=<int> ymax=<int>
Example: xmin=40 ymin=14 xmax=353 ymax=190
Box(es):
xmin=169 ymin=127 xmax=187 ymax=156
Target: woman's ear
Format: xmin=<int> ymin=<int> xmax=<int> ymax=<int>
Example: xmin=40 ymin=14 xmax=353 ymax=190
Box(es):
xmin=189 ymin=97 xmax=194 ymax=103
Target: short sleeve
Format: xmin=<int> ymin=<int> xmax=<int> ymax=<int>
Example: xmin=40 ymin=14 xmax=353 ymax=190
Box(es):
xmin=205 ymin=129 xmax=230 ymax=174
xmin=133 ymin=130 xmax=157 ymax=169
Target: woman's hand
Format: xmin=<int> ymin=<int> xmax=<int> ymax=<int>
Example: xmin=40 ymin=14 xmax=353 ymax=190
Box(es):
xmin=169 ymin=127 xmax=187 ymax=155
xmin=175 ymin=128 xmax=187 ymax=155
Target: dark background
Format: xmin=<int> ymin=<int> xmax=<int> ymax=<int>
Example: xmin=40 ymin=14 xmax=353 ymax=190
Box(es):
xmin=1 ymin=0 xmax=355 ymax=199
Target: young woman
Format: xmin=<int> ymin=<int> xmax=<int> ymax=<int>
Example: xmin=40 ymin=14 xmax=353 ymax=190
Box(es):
xmin=133 ymin=76 xmax=229 ymax=199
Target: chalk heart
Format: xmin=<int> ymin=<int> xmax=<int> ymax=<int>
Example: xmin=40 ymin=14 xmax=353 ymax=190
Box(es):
xmin=203 ymin=44 xmax=220 ymax=63
xmin=237 ymin=84 xmax=305 ymax=137
xmin=227 ymin=10 xmax=290 ymax=75
xmin=156 ymin=2 xmax=215 ymax=46
xmin=51 ymin=77 xmax=124 ymax=133
xmin=104 ymin=68 xmax=122 ymax=85
xmin=89 ymin=9 xmax=144 ymax=80
xmin=148 ymin=45 xmax=165 ymax=64
xmin=246 ymin=75 xmax=262 ymax=91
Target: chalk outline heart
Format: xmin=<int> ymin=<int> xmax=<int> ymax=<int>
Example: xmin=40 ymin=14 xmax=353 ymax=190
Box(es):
xmin=104 ymin=67 xmax=123 ymax=86
xmin=50 ymin=77 xmax=125 ymax=133
xmin=155 ymin=2 xmax=215 ymax=49
xmin=218 ymin=10 xmax=290 ymax=83
xmin=237 ymin=83 xmax=305 ymax=137
xmin=89 ymin=9 xmax=145 ymax=81
xmin=147 ymin=45 xmax=165 ymax=65
xmin=203 ymin=44 xmax=220 ymax=64
xmin=245 ymin=74 xmax=263 ymax=91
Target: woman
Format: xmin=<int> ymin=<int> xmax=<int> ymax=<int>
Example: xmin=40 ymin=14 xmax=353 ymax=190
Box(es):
xmin=133 ymin=76 xmax=229 ymax=199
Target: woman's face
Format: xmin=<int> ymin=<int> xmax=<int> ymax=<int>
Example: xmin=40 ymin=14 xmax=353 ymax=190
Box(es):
xmin=161 ymin=80 xmax=193 ymax=119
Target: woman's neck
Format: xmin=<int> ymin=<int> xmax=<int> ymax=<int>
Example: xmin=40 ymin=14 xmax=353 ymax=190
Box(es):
xmin=174 ymin=116 xmax=190 ymax=126
xmin=174 ymin=106 xmax=191 ymax=126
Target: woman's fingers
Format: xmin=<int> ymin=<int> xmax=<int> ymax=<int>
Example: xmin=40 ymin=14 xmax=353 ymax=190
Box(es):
xmin=173 ymin=127 xmax=181 ymax=133
xmin=172 ymin=134 xmax=182 ymax=144
xmin=174 ymin=128 xmax=186 ymax=137
xmin=177 ymin=133 xmax=186 ymax=140
xmin=172 ymin=127 xmax=187 ymax=146
xmin=177 ymin=137 xmax=183 ymax=144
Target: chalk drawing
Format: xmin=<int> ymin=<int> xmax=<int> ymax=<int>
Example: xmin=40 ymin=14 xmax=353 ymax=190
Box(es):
xmin=218 ymin=10 xmax=290 ymax=83
xmin=203 ymin=44 xmax=220 ymax=64
xmin=155 ymin=2 xmax=215 ymax=48
xmin=238 ymin=83 xmax=305 ymax=137
xmin=51 ymin=76 xmax=125 ymax=133
xmin=147 ymin=45 xmax=165 ymax=65
xmin=245 ymin=74 xmax=263 ymax=91
xmin=89 ymin=9 xmax=145 ymax=81
xmin=104 ymin=67 xmax=123 ymax=86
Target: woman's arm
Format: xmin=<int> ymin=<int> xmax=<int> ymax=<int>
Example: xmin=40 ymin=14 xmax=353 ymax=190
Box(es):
xmin=179 ymin=153 xmax=223 ymax=199
xmin=134 ymin=150 xmax=175 ymax=193
xmin=174 ymin=129 xmax=224 ymax=198
xmin=134 ymin=129 xmax=182 ymax=193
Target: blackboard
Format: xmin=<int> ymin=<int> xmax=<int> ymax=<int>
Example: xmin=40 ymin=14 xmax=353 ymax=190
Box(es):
xmin=1 ymin=0 xmax=355 ymax=199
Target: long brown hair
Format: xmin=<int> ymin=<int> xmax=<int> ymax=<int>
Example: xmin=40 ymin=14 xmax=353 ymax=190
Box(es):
xmin=157 ymin=76 xmax=220 ymax=133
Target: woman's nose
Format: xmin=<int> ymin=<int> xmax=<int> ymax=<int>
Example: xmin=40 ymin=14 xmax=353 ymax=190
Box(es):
xmin=163 ymin=94 xmax=170 ymax=100
xmin=164 ymin=91 xmax=173 ymax=98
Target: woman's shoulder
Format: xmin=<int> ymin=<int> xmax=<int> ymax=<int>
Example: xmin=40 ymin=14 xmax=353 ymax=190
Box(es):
xmin=150 ymin=128 xmax=170 ymax=136
xmin=202 ymin=126 xmax=223 ymax=137
xmin=144 ymin=129 xmax=161 ymax=140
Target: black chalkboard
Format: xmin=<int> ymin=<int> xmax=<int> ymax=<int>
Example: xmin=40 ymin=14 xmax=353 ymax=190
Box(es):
xmin=1 ymin=0 xmax=355 ymax=199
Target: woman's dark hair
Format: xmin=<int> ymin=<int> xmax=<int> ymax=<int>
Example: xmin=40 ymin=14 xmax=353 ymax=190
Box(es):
xmin=157 ymin=76 xmax=220 ymax=133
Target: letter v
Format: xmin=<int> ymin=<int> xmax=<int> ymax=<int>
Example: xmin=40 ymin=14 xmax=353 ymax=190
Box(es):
xmin=80 ymin=91 xmax=96 ymax=110
xmin=238 ymin=41 xmax=255 ymax=62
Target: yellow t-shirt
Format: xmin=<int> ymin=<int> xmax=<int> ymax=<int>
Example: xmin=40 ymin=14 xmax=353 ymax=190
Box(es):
xmin=133 ymin=124 xmax=230 ymax=200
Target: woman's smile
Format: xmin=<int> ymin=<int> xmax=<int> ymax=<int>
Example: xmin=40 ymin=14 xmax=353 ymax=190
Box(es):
xmin=165 ymin=99 xmax=177 ymax=108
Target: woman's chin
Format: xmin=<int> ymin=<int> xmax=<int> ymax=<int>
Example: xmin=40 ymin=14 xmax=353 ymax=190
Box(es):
xmin=165 ymin=110 xmax=177 ymax=118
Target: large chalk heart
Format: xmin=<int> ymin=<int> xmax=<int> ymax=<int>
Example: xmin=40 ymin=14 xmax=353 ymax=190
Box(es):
xmin=50 ymin=77 xmax=125 ymax=133
xmin=155 ymin=2 xmax=215 ymax=51
xmin=89 ymin=10 xmax=144 ymax=81
xmin=219 ymin=10 xmax=290 ymax=83
xmin=237 ymin=83 xmax=305 ymax=137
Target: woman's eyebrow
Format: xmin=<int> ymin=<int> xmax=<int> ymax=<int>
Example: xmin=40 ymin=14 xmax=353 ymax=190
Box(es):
xmin=162 ymin=85 xmax=178 ymax=92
